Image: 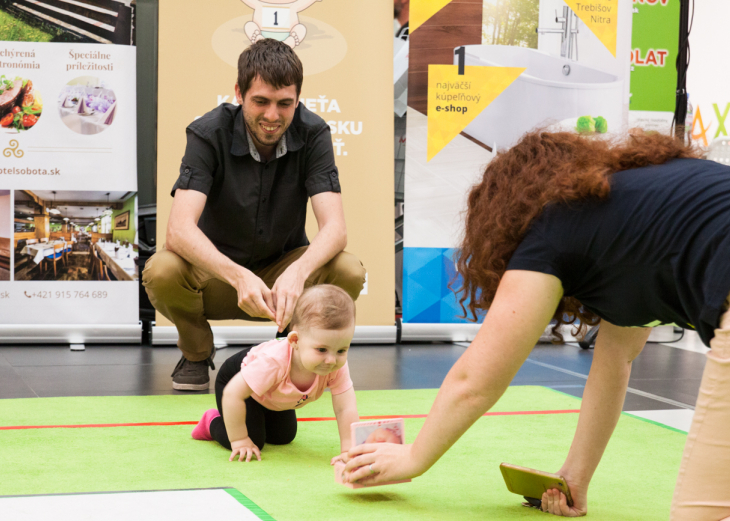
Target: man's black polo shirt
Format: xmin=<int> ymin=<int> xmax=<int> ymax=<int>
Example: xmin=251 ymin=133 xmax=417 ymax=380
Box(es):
xmin=171 ymin=103 xmax=340 ymax=272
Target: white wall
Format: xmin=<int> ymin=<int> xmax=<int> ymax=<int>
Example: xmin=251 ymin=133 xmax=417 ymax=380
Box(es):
xmin=686 ymin=0 xmax=730 ymax=147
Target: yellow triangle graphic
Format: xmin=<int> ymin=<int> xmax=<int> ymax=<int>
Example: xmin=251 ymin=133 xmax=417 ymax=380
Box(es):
xmin=427 ymin=65 xmax=525 ymax=162
xmin=564 ymin=0 xmax=618 ymax=57
xmin=411 ymin=0 xmax=453 ymax=34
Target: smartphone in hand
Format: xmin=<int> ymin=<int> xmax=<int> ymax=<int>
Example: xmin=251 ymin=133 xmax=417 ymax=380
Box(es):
xmin=499 ymin=463 xmax=573 ymax=507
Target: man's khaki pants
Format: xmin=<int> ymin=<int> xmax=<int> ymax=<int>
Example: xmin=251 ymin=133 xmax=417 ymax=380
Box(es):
xmin=142 ymin=246 xmax=366 ymax=362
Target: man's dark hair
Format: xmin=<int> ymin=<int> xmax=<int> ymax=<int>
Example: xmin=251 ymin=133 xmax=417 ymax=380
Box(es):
xmin=237 ymin=39 xmax=304 ymax=99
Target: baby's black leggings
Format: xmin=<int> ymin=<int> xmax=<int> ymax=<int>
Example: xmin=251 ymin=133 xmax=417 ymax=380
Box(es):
xmin=210 ymin=347 xmax=297 ymax=451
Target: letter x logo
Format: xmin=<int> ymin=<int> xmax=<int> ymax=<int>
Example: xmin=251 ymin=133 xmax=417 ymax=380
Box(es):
xmin=714 ymin=103 xmax=730 ymax=139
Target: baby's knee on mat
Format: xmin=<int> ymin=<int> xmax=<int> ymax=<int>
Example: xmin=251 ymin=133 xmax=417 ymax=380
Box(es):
xmin=266 ymin=429 xmax=296 ymax=446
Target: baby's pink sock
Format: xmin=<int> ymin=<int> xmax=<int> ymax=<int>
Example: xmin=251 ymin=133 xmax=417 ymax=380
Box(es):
xmin=191 ymin=409 xmax=220 ymax=441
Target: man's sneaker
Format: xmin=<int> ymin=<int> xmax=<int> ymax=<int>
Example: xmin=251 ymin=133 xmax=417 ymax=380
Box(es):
xmin=171 ymin=349 xmax=216 ymax=391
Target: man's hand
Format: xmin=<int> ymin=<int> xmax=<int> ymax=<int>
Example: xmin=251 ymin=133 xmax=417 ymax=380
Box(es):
xmin=271 ymin=264 xmax=306 ymax=332
xmin=232 ymin=268 xmax=276 ymax=321
xmin=230 ymin=437 xmax=261 ymax=462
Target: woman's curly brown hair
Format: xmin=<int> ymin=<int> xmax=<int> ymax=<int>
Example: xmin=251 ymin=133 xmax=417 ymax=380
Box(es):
xmin=454 ymin=129 xmax=701 ymax=341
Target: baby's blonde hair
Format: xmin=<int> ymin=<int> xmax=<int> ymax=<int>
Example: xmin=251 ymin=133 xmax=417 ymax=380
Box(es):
xmin=290 ymin=285 xmax=355 ymax=332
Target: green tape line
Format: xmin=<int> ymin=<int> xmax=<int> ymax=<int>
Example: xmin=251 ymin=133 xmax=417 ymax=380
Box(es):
xmin=225 ymin=488 xmax=277 ymax=520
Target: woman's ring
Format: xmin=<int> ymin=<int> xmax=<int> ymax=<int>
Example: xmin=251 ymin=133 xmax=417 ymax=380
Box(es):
xmin=369 ymin=464 xmax=375 ymax=474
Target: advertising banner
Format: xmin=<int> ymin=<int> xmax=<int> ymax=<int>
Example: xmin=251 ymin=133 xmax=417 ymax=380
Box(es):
xmin=0 ymin=2 xmax=140 ymax=343
xmin=402 ymin=0 xmax=632 ymax=337
xmin=686 ymin=0 xmax=730 ymax=151
xmin=156 ymin=0 xmax=394 ymax=345
xmin=628 ymin=0 xmax=679 ymax=133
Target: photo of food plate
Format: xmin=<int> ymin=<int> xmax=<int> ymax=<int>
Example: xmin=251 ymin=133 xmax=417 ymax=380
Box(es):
xmin=0 ymin=74 xmax=43 ymax=133
xmin=58 ymin=76 xmax=117 ymax=135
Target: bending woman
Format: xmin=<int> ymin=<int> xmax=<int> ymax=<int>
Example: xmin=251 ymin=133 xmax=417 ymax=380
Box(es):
xmin=344 ymin=131 xmax=730 ymax=520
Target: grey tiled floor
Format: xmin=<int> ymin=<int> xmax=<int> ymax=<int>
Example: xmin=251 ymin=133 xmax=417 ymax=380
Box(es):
xmin=0 ymin=338 xmax=707 ymax=411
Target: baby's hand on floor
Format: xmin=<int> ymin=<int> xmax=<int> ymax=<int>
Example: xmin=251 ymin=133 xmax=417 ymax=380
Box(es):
xmin=230 ymin=437 xmax=261 ymax=462
xmin=331 ymin=452 xmax=349 ymax=466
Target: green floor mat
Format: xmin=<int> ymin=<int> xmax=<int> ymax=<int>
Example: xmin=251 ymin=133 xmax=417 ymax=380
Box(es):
xmin=0 ymin=387 xmax=685 ymax=520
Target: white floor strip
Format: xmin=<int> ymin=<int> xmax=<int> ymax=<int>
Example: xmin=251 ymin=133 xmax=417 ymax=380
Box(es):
xmin=523 ymin=359 xmax=695 ymax=410
xmin=0 ymin=489 xmax=265 ymax=521
xmin=625 ymin=409 xmax=695 ymax=433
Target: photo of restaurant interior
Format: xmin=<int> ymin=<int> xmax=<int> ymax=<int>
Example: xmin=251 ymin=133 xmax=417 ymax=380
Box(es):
xmin=13 ymin=190 xmax=138 ymax=282
xmin=0 ymin=190 xmax=9 ymax=281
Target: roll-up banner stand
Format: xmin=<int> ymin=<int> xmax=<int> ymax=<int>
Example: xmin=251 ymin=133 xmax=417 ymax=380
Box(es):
xmin=401 ymin=0 xmax=636 ymax=342
xmin=0 ymin=2 xmax=140 ymax=344
xmin=686 ymin=0 xmax=730 ymax=151
xmin=154 ymin=0 xmax=395 ymax=346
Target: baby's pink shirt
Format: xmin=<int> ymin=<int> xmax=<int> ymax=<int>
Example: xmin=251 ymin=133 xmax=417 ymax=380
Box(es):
xmin=239 ymin=339 xmax=353 ymax=411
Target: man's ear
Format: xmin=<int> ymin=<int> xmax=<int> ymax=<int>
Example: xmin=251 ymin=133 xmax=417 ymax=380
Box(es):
xmin=287 ymin=331 xmax=298 ymax=348
xmin=234 ymin=83 xmax=243 ymax=105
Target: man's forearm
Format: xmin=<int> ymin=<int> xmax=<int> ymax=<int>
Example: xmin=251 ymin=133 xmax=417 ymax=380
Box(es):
xmin=167 ymin=222 xmax=245 ymax=286
xmin=290 ymin=221 xmax=346 ymax=279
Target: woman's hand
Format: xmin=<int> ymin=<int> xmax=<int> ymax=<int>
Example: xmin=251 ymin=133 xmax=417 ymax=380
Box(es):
xmin=330 ymin=452 xmax=349 ymax=466
xmin=229 ymin=437 xmax=261 ymax=462
xmin=540 ymin=479 xmax=587 ymax=517
xmin=343 ymin=443 xmax=423 ymax=485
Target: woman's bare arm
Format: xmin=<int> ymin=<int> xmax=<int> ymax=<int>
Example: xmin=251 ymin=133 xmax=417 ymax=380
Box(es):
xmin=345 ymin=270 xmax=563 ymax=483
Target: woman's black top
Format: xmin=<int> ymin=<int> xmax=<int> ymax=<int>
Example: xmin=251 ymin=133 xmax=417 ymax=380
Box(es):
xmin=507 ymin=158 xmax=730 ymax=346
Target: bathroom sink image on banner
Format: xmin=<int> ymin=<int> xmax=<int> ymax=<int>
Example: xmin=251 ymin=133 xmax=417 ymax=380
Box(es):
xmin=458 ymin=44 xmax=623 ymax=150
xmin=461 ymin=0 xmax=632 ymax=150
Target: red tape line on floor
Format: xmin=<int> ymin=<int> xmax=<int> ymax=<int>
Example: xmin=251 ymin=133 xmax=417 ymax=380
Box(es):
xmin=0 ymin=410 xmax=580 ymax=431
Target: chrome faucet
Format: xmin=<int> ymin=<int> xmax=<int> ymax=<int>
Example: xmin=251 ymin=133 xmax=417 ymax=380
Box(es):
xmin=536 ymin=6 xmax=579 ymax=61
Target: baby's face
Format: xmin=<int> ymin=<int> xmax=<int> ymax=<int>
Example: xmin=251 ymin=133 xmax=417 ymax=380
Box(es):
xmin=365 ymin=428 xmax=401 ymax=444
xmin=292 ymin=323 xmax=355 ymax=376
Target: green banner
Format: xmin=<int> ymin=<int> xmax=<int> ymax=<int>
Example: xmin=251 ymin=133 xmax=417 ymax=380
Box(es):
xmin=629 ymin=0 xmax=679 ymax=113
